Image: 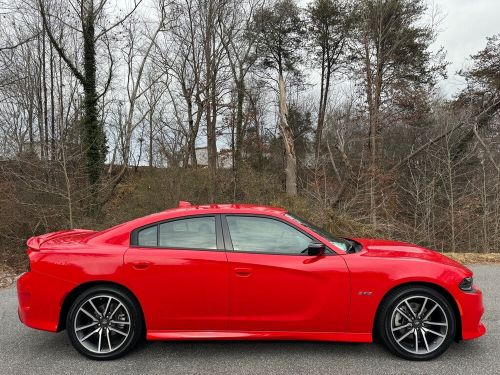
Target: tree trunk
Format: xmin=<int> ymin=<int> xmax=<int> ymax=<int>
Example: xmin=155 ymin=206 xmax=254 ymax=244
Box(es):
xmin=364 ymin=33 xmax=379 ymax=227
xmin=149 ymin=106 xmax=154 ymax=169
xmin=205 ymin=1 xmax=217 ymax=198
xmin=183 ymin=93 xmax=198 ymax=168
xmin=278 ymin=73 xmax=297 ymax=196
xmin=42 ymin=26 xmax=49 ymax=160
xmin=36 ymin=32 xmax=45 ymax=160
xmin=315 ymin=48 xmax=326 ymax=161
xmin=82 ymin=4 xmax=105 ymax=199
xmin=50 ymin=43 xmax=56 ymax=160
xmin=234 ymin=69 xmax=245 ymax=166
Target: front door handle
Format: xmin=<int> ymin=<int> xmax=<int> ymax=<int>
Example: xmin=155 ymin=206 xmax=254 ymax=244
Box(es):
xmin=234 ymin=267 xmax=252 ymax=277
xmin=132 ymin=261 xmax=152 ymax=270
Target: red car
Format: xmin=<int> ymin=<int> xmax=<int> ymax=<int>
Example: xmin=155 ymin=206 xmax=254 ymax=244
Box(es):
xmin=17 ymin=202 xmax=485 ymax=360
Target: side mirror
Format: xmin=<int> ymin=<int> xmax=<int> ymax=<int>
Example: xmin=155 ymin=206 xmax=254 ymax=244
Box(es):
xmin=307 ymin=242 xmax=325 ymax=256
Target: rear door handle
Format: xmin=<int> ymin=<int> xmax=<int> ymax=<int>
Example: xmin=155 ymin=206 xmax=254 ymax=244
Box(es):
xmin=132 ymin=261 xmax=152 ymax=270
xmin=234 ymin=268 xmax=252 ymax=277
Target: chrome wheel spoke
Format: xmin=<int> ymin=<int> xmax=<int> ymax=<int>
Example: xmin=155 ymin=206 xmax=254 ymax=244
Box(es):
xmin=103 ymin=297 xmax=111 ymax=317
xmin=392 ymin=323 xmax=411 ymax=332
xmin=106 ymin=329 xmax=112 ymax=352
xmin=414 ymin=329 xmax=419 ymax=353
xmin=404 ymin=300 xmax=417 ymax=317
xmin=88 ymin=299 xmax=102 ymax=317
xmin=424 ymin=321 xmax=447 ymax=326
xmin=80 ymin=307 xmax=97 ymax=321
xmin=109 ymin=303 xmax=123 ymax=319
xmin=396 ymin=308 xmax=412 ymax=322
xmin=74 ymin=294 xmax=131 ymax=355
xmin=421 ymin=329 xmax=430 ymax=353
xmin=80 ymin=328 xmax=99 ymax=342
xmin=108 ymin=326 xmax=128 ymax=337
xmin=97 ymin=329 xmax=102 ymax=353
xmin=75 ymin=322 xmax=98 ymax=332
xmin=418 ymin=298 xmax=428 ymax=317
xmin=110 ymin=320 xmax=130 ymax=325
xmin=423 ymin=303 xmax=438 ymax=321
xmin=423 ymin=327 xmax=446 ymax=338
xmin=396 ymin=329 xmax=414 ymax=343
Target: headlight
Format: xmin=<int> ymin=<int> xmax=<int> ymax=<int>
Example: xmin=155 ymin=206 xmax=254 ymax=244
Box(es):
xmin=459 ymin=277 xmax=473 ymax=291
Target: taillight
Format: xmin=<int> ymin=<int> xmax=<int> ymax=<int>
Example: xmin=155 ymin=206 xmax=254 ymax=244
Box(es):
xmin=26 ymin=247 xmax=38 ymax=271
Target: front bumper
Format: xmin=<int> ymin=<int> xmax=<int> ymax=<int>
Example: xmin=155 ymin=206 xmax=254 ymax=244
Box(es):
xmin=457 ymin=286 xmax=486 ymax=340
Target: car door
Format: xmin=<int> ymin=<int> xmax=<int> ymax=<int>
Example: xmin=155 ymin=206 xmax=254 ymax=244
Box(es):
xmin=222 ymin=214 xmax=350 ymax=333
xmin=123 ymin=215 xmax=229 ymax=332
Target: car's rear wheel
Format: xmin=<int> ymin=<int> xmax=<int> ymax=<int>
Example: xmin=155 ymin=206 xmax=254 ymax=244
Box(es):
xmin=377 ymin=285 xmax=456 ymax=360
xmin=67 ymin=285 xmax=143 ymax=360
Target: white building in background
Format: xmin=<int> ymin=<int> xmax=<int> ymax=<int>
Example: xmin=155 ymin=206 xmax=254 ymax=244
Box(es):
xmin=191 ymin=147 xmax=233 ymax=169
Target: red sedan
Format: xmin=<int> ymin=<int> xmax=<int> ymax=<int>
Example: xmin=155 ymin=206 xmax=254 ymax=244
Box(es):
xmin=17 ymin=202 xmax=485 ymax=360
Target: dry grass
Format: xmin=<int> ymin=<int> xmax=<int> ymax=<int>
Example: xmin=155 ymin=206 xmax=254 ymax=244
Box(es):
xmin=445 ymin=252 xmax=500 ymax=264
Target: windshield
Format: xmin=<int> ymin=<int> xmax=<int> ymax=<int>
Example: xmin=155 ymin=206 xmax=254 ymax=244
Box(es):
xmin=285 ymin=213 xmax=351 ymax=252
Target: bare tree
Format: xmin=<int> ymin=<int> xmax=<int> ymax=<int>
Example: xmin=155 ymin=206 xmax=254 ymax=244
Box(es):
xmin=38 ymin=0 xmax=142 ymax=200
xmin=253 ymin=0 xmax=304 ymax=196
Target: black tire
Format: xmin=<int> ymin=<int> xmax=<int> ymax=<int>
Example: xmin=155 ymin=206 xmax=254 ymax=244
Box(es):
xmin=66 ymin=285 xmax=144 ymax=360
xmin=376 ymin=285 xmax=456 ymax=361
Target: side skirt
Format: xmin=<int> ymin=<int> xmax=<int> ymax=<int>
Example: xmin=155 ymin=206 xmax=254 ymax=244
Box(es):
xmin=147 ymin=330 xmax=372 ymax=343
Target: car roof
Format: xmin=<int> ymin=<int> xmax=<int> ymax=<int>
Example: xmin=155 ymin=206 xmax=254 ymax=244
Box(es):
xmin=95 ymin=202 xmax=288 ymax=244
xmin=164 ymin=203 xmax=287 ymax=215
xmin=121 ymin=202 xmax=287 ymax=230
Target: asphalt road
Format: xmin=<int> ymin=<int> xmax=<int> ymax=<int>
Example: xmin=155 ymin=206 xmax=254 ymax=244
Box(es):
xmin=1 ymin=265 xmax=499 ymax=375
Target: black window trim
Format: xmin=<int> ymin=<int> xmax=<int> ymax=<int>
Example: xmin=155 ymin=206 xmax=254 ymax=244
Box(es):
xmin=220 ymin=214 xmax=335 ymax=256
xmin=130 ymin=214 xmax=224 ymax=251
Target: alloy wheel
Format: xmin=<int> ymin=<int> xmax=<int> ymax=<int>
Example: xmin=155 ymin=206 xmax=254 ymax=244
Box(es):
xmin=73 ymin=294 xmax=131 ymax=354
xmin=390 ymin=295 xmax=448 ymax=355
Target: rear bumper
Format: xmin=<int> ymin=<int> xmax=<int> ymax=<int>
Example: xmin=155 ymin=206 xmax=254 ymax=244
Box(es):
xmin=17 ymin=271 xmax=73 ymax=332
xmin=457 ymin=286 xmax=486 ymax=340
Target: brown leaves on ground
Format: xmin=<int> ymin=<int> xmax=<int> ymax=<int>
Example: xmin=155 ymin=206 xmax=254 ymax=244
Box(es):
xmin=446 ymin=253 xmax=500 ymax=264
xmin=0 ymin=263 xmax=17 ymax=288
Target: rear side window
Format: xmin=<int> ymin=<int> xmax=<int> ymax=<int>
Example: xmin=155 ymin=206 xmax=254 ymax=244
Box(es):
xmin=137 ymin=226 xmax=158 ymax=247
xmin=159 ymin=216 xmax=216 ymax=249
xmin=135 ymin=216 xmax=216 ymax=250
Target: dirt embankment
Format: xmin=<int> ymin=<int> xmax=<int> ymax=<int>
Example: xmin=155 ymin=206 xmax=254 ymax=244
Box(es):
xmin=446 ymin=253 xmax=500 ymax=264
xmin=0 ymin=263 xmax=17 ymax=288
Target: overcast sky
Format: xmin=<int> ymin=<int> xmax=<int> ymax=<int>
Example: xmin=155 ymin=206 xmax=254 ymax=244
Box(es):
xmin=432 ymin=0 xmax=500 ymax=97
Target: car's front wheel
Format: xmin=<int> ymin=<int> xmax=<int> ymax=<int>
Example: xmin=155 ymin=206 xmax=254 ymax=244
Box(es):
xmin=66 ymin=285 xmax=143 ymax=360
xmin=377 ymin=285 xmax=456 ymax=360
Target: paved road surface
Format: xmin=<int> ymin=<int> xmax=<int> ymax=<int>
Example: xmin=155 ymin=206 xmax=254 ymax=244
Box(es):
xmin=1 ymin=265 xmax=498 ymax=374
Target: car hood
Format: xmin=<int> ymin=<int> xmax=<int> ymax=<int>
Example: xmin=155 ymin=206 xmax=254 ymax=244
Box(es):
xmin=351 ymin=238 xmax=470 ymax=272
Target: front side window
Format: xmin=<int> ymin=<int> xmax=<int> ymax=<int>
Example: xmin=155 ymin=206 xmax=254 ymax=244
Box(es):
xmin=285 ymin=213 xmax=353 ymax=252
xmin=226 ymin=216 xmax=312 ymax=254
xmin=136 ymin=216 xmax=217 ymax=249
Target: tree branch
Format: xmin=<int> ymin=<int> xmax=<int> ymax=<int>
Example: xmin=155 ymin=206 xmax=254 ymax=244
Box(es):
xmin=94 ymin=0 xmax=143 ymax=41
xmin=0 ymin=33 xmax=39 ymax=52
xmin=390 ymin=98 xmax=500 ymax=173
xmin=38 ymin=0 xmax=85 ymax=83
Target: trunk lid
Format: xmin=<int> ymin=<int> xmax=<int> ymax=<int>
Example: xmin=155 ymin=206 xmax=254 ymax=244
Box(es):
xmin=27 ymin=229 xmax=97 ymax=251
